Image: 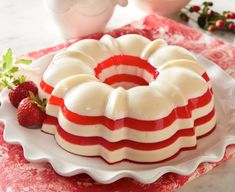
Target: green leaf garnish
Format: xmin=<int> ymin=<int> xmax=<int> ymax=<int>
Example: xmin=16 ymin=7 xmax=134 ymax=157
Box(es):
xmin=9 ymin=66 xmax=19 ymax=73
xmin=15 ymin=59 xmax=32 ymax=65
xmin=0 ymin=76 xmax=12 ymax=89
xmin=2 ymin=48 xmax=13 ymax=70
xmin=0 ymin=49 xmax=33 ymax=89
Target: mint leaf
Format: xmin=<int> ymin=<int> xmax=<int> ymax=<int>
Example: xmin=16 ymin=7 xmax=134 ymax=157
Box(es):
xmin=0 ymin=76 xmax=12 ymax=89
xmin=15 ymin=59 xmax=32 ymax=65
xmin=2 ymin=48 xmax=13 ymax=70
xmin=0 ymin=48 xmax=32 ymax=89
xmin=9 ymin=66 xmax=19 ymax=73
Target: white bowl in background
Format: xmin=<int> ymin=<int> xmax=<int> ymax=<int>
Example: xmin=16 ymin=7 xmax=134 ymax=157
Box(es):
xmin=132 ymin=0 xmax=190 ymax=16
xmin=43 ymin=0 xmax=128 ymax=39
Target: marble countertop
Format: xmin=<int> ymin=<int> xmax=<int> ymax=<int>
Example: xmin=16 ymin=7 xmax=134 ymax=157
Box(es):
xmin=0 ymin=0 xmax=235 ymax=191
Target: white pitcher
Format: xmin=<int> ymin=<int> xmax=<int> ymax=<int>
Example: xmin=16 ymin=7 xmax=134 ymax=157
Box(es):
xmin=44 ymin=0 xmax=128 ymax=39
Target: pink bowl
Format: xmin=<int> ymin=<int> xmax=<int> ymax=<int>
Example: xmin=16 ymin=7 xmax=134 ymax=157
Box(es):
xmin=133 ymin=0 xmax=191 ymax=16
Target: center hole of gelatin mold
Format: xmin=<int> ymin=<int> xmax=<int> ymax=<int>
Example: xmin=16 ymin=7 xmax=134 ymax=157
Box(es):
xmin=94 ymin=55 xmax=158 ymax=89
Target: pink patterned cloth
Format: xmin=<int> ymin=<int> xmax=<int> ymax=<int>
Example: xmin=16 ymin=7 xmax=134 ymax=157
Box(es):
xmin=1 ymin=14 xmax=235 ymax=192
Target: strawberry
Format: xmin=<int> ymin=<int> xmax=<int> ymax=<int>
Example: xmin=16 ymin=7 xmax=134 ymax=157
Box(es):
xmin=8 ymin=80 xmax=38 ymax=108
xmin=17 ymin=92 xmax=46 ymax=129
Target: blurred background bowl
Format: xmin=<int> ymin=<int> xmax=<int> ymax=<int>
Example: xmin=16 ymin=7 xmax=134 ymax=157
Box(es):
xmin=43 ymin=0 xmax=128 ymax=39
xmin=132 ymin=0 xmax=191 ymax=16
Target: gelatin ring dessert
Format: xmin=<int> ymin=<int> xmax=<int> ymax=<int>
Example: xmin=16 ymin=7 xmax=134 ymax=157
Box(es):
xmin=39 ymin=34 xmax=216 ymax=163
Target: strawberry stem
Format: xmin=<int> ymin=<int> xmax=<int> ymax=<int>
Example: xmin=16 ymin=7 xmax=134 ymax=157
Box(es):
xmin=29 ymin=91 xmax=47 ymax=112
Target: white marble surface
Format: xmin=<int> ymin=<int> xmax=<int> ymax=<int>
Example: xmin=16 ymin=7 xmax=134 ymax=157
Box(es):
xmin=0 ymin=0 xmax=235 ymax=191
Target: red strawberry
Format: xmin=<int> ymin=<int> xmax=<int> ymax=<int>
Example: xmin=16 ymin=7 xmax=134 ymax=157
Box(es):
xmin=9 ymin=81 xmax=38 ymax=108
xmin=17 ymin=93 xmax=46 ymax=129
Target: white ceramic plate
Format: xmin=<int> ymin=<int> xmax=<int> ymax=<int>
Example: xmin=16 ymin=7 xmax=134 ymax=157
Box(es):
xmin=1 ymin=54 xmax=235 ymax=184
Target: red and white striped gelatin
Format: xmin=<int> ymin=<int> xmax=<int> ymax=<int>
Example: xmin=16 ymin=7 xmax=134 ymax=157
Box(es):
xmin=39 ymin=34 xmax=216 ymax=163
